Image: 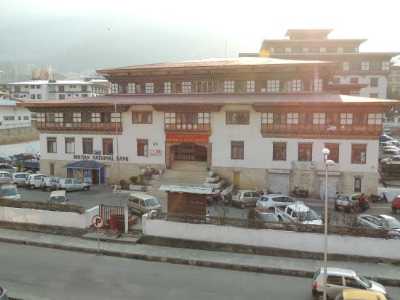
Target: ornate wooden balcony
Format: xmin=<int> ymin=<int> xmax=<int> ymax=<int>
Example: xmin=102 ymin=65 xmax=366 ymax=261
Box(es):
xmin=35 ymin=122 xmax=122 ymax=134
xmin=261 ymin=124 xmax=382 ymax=139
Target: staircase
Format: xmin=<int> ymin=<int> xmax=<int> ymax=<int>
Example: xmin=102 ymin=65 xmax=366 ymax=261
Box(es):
xmin=147 ymin=161 xmax=209 ymax=200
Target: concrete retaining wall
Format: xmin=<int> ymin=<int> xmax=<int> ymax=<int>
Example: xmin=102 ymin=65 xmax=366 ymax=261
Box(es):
xmin=0 ymin=127 xmax=38 ymax=145
xmin=142 ymin=217 xmax=400 ymax=260
xmin=0 ymin=205 xmax=99 ymax=229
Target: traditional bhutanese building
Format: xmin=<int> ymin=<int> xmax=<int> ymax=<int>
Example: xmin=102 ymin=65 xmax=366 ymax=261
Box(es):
xmin=20 ymin=57 xmax=398 ymax=198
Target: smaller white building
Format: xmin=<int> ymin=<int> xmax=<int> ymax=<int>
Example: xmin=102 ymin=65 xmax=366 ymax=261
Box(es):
xmin=0 ymin=98 xmax=32 ymax=129
xmin=8 ymin=79 xmax=110 ymax=100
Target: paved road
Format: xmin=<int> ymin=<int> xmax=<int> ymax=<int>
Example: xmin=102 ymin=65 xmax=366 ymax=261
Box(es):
xmin=1 ymin=242 xmax=398 ymax=300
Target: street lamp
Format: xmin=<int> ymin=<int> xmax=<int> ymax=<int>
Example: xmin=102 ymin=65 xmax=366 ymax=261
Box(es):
xmin=322 ymin=148 xmax=335 ymax=300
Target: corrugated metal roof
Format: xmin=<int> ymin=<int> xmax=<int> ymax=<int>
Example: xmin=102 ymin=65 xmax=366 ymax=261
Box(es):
xmin=159 ymin=184 xmax=214 ymax=195
xmin=97 ymin=57 xmax=330 ymax=73
xmin=18 ymin=93 xmax=399 ymax=108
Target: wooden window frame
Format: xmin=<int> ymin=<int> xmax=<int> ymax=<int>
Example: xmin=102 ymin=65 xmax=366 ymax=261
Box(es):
xmin=267 ymin=80 xmax=280 ymax=92
xmin=298 ymin=143 xmax=312 ymax=162
xmin=137 ymin=139 xmax=149 ymax=157
xmin=325 ymin=143 xmax=339 ymax=163
xmin=102 ymin=138 xmax=113 ymax=155
xmin=273 ymin=142 xmax=287 ymax=161
xmin=261 ymin=112 xmax=273 ymax=124
xmin=351 ymin=144 xmax=367 ymax=164
xmin=82 ymin=138 xmax=93 ymax=155
xmin=226 ymin=111 xmax=250 ymax=125
xmin=47 ymin=137 xmax=57 ymax=153
xmin=231 ymin=141 xmax=244 ymax=160
xmin=132 ymin=111 xmax=153 ymax=124
xmin=65 ymin=137 xmax=75 ymax=154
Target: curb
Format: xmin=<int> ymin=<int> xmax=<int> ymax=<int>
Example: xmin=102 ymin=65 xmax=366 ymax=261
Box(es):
xmin=0 ymin=236 xmax=399 ymax=287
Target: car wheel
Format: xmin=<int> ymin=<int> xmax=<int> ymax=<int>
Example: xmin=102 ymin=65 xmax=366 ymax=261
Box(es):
xmin=240 ymin=203 xmax=245 ymax=209
xmin=84 ymin=186 xmax=89 ymax=191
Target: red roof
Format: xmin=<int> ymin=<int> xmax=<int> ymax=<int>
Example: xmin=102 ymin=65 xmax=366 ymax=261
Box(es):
xmin=19 ymin=93 xmax=398 ymax=108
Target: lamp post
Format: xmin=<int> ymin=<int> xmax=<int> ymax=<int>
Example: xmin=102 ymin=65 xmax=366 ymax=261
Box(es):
xmin=322 ymin=148 xmax=334 ymax=300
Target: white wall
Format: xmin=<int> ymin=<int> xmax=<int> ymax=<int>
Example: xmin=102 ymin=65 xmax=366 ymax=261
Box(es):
xmin=0 ymin=205 xmax=99 ymax=229
xmin=142 ymin=217 xmax=400 ymax=260
xmin=211 ymin=105 xmax=379 ymax=173
xmin=0 ymin=106 xmax=31 ymax=129
xmin=339 ymin=75 xmax=388 ymax=98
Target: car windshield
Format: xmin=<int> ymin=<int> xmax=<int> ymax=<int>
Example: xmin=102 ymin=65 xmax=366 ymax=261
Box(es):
xmin=386 ymin=218 xmax=400 ymax=229
xmin=1 ymin=187 xmax=17 ymax=196
xmin=358 ymin=276 xmax=372 ymax=288
xmin=50 ymin=196 xmax=65 ymax=203
xmin=145 ymin=198 xmax=160 ymax=207
xmin=298 ymin=210 xmax=319 ymax=221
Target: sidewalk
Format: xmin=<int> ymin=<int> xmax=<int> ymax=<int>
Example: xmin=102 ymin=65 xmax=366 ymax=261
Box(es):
xmin=0 ymin=227 xmax=399 ymax=287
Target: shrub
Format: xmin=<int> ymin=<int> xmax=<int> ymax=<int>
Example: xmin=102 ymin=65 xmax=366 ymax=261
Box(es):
xmin=129 ymin=176 xmax=138 ymax=184
xmin=119 ymin=179 xmax=129 ymax=190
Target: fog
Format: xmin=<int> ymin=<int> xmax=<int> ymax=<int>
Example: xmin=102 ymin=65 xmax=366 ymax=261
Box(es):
xmin=1 ymin=0 xmax=399 ymax=73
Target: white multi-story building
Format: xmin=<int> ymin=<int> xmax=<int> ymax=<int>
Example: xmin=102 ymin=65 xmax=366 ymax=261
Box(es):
xmin=8 ymin=79 xmax=109 ymax=100
xmin=0 ymin=98 xmax=32 ymax=129
xmin=20 ymin=57 xmax=397 ymax=197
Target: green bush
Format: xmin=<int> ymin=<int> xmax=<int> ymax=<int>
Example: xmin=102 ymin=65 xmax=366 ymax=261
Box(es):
xmin=120 ymin=179 xmax=129 ymax=190
xmin=129 ymin=176 xmax=138 ymax=184
xmin=0 ymin=198 xmax=85 ymax=214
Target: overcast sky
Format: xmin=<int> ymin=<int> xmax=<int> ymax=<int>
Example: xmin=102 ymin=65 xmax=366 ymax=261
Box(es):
xmin=1 ymin=0 xmax=399 ymax=73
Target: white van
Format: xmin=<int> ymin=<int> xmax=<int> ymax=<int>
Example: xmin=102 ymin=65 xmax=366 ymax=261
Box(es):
xmin=0 ymin=171 xmax=12 ymax=185
xmin=48 ymin=190 xmax=68 ymax=204
xmin=127 ymin=192 xmax=161 ymax=215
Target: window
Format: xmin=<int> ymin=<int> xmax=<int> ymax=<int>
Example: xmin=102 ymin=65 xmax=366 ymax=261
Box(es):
xmin=30 ymin=94 xmax=36 ymax=99
xmin=367 ymin=113 xmax=383 ymax=125
xmin=287 ymin=113 xmax=299 ymax=125
xmin=342 ymin=62 xmax=350 ymax=71
xmin=111 ymin=83 xmax=119 ymax=94
xmin=287 ymin=80 xmax=302 ymax=92
xmin=313 ymin=79 xmax=323 ymax=92
xmin=327 ymin=276 xmax=343 ymax=286
xmin=298 ymin=143 xmax=312 ymax=161
xmin=100 ymin=112 xmax=111 ymax=123
xmin=226 ymin=111 xmax=250 ymax=125
xmin=137 ymin=139 xmax=148 ymax=157
xmin=267 ymin=80 xmax=280 ymax=92
xmin=132 ymin=111 xmax=152 ymax=124
xmin=361 ymin=61 xmax=370 ymax=71
xmin=55 ymin=113 xmax=63 ymax=123
xmin=73 ymin=112 xmax=81 ymax=123
xmin=353 ymin=113 xmax=367 ymax=125
xmin=111 ymin=112 xmax=121 ymax=123
xmin=164 ymin=112 xmax=210 ymax=129
xmin=3 ymin=116 xmax=15 ymax=121
xmin=345 ymin=277 xmax=363 ymax=289
xmin=313 ymin=113 xmax=326 ymax=125
xmin=81 ymin=85 xmax=87 ymax=92
xmin=145 ymin=82 xmax=154 ymax=94
xmin=246 ymin=80 xmax=255 ymax=93
xmin=47 ymin=137 xmax=57 ymax=153
xmin=325 ymin=143 xmax=339 ymax=163
xmin=36 ymin=113 xmax=45 ymax=123
xmin=65 ymin=137 xmax=75 ymax=154
xmin=224 ymin=80 xmax=235 ymax=93
xmin=340 ymin=113 xmax=353 ymax=125
xmin=58 ymin=85 xmax=65 ymax=92
xmin=370 ymin=77 xmax=379 ymax=87
xmin=350 ymin=77 xmax=359 ymax=84
xmin=351 ymin=144 xmax=367 ymax=164
xmin=320 ymin=47 xmax=326 ymax=53
xmin=102 ymin=138 xmax=113 ymax=155
xmin=58 ymin=94 xmax=65 ymax=100
xmin=370 ymin=93 xmax=379 ymax=98
xmin=284 ymin=47 xmax=291 ymax=53
xmin=382 ymin=61 xmax=390 ymax=71
xmin=333 ymin=77 xmax=341 ymax=84
xmin=82 ymin=138 xmax=93 ymax=154
xmin=23 ymin=116 xmax=29 ymax=120
xmin=37 ymin=94 xmax=42 ymax=99
xmin=127 ymin=83 xmax=135 ymax=94
xmin=231 ymin=141 xmax=244 ymax=160
xmin=164 ymin=82 xmax=172 ymax=94
xmin=273 ymin=142 xmax=286 ymax=161
xmin=354 ymin=177 xmax=362 ymax=193
xmin=182 ymin=81 xmax=192 ymax=94
xmin=261 ymin=112 xmax=273 ymax=124
xmin=91 ymin=113 xmax=101 ymax=123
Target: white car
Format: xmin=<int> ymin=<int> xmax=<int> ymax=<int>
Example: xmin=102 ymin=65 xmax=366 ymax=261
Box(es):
xmin=357 ymin=214 xmax=400 ymax=238
xmin=231 ymin=190 xmax=260 ymax=208
xmin=128 ymin=192 xmax=162 ymax=215
xmin=256 ymin=194 xmax=295 ymax=210
xmin=278 ymin=202 xmax=322 ymax=225
xmin=0 ymin=171 xmax=12 ymax=185
xmin=0 ymin=184 xmax=21 ymax=200
xmin=12 ymin=172 xmax=30 ymax=187
xmin=48 ymin=190 xmax=68 ymax=204
xmin=59 ymin=178 xmax=90 ymax=192
xmin=26 ymin=174 xmax=47 ymax=189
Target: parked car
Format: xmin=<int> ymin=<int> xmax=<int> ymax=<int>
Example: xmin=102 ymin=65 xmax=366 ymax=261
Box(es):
xmin=0 ymin=286 xmax=8 ymax=300
xmin=48 ymin=190 xmax=68 ymax=204
xmin=0 ymin=184 xmax=21 ymax=200
xmin=26 ymin=174 xmax=47 ymax=189
xmin=40 ymin=176 xmax=61 ymax=191
xmin=256 ymin=194 xmax=294 ymax=210
xmin=335 ymin=194 xmax=365 ymax=212
xmin=334 ymin=288 xmax=387 ymax=300
xmin=380 ymin=134 xmax=394 ymax=142
xmin=254 ymin=207 xmax=292 ymax=224
xmin=127 ymin=192 xmax=161 ymax=215
xmin=357 ymin=214 xmax=400 ymax=238
xmin=392 ymin=196 xmax=400 ymax=213
xmin=0 ymin=171 xmax=12 ymax=185
xmin=380 ymin=155 xmax=400 ymax=164
xmin=231 ymin=190 xmax=260 ymax=208
xmin=59 ymin=178 xmax=90 ymax=192
xmin=311 ymin=267 xmax=387 ymax=299
xmin=380 ymin=148 xmax=400 ymax=160
xmin=278 ymin=202 xmax=322 ymax=225
xmin=0 ymin=163 xmax=16 ymax=174
xmin=12 ymin=172 xmax=30 ymax=187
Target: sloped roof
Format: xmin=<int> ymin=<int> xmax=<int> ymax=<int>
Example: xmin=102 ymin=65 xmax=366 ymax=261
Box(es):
xmin=65 ymin=160 xmax=105 ymax=169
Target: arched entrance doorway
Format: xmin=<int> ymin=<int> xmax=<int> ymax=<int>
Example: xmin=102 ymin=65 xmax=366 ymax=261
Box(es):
xmin=171 ymin=143 xmax=207 ymax=162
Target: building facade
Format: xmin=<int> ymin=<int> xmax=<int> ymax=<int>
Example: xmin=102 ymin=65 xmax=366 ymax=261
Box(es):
xmin=8 ymin=79 xmax=109 ymax=100
xmin=21 ymin=57 xmax=396 ymax=197
xmin=240 ymin=29 xmax=398 ymax=99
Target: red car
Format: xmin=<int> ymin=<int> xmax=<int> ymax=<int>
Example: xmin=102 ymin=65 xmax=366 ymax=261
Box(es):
xmin=392 ymin=196 xmax=400 ymax=214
